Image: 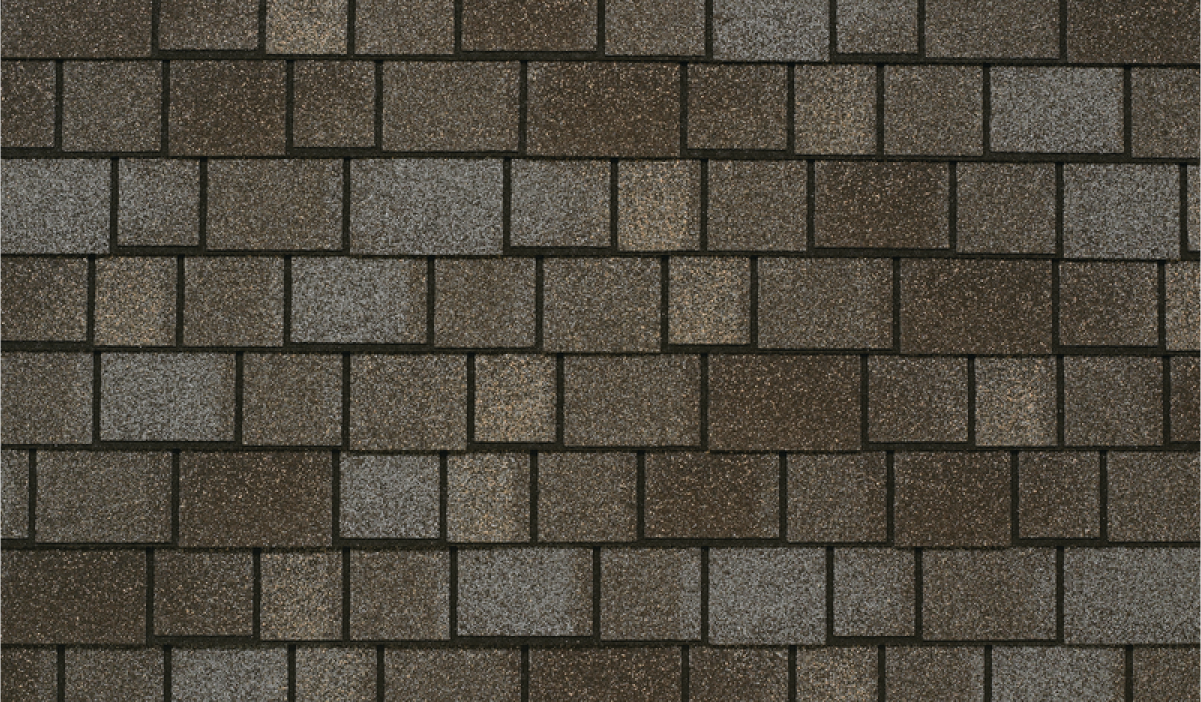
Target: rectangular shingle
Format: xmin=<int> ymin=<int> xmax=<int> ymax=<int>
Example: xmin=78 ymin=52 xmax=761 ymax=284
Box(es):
xmin=923 ymin=549 xmax=1057 ymax=640
xmin=293 ymin=61 xmax=375 ymax=148
xmin=788 ymin=453 xmax=887 ymax=543
xmin=886 ymin=647 xmax=984 ymax=702
xmin=544 ymin=257 xmax=660 ymax=352
xmin=1 ymin=257 xmax=89 ymax=342
xmin=709 ymin=547 xmax=825 ymax=644
xmin=687 ymin=64 xmax=787 ymax=150
xmin=645 ymin=453 xmax=778 ymax=538
xmin=758 ymin=258 xmax=891 ymax=349
xmin=354 ymin=0 xmax=454 ymax=53
xmin=1063 ymin=356 xmax=1162 ymax=446
xmin=563 ymin=355 xmax=700 ymax=447
xmin=118 ymin=159 xmax=200 ymax=247
xmin=95 ymin=257 xmax=176 ymax=347
xmin=709 ymin=355 xmax=860 ymax=451
xmin=1131 ymin=69 xmax=1200 ymax=159
xmin=170 ymin=61 xmax=286 ymax=156
xmin=1 ymin=61 xmax=55 ymax=147
xmin=707 ymin=161 xmax=807 ymax=251
xmin=900 ymin=259 xmax=1052 ymax=354
xmin=795 ymin=648 xmax=877 ymax=701
xmin=474 ymin=355 xmax=556 ymax=443
xmin=794 ymin=65 xmax=876 ymax=155
xmin=956 ymin=163 xmax=1056 ymax=253
xmin=382 ymin=62 xmax=519 ymax=151
xmin=36 ymin=451 xmax=171 ymax=543
xmin=1064 ymin=548 xmax=1199 ymax=644
xmin=1133 ymin=648 xmax=1201 ymax=702
xmin=885 ymin=66 xmax=982 ymax=155
xmin=261 ymin=551 xmax=342 ymax=640
xmin=536 ymin=452 xmax=638 ymax=542
xmin=171 ymin=649 xmax=287 ymax=702
xmin=712 ymin=0 xmax=828 ymax=60
xmin=1059 ymin=262 xmax=1159 ymax=347
xmin=1172 ymin=357 xmax=1200 ymax=443
xmin=350 ymin=354 xmax=467 ymax=450
xmin=993 ymin=647 xmax=1123 ymax=702
xmin=1 ymin=451 xmax=29 ymax=539
xmin=206 ymin=160 xmax=343 ymax=250
xmin=266 ymin=0 xmax=347 ymax=53
xmin=601 ymin=548 xmax=701 ymax=640
xmin=155 ymin=550 xmax=254 ymax=636
xmin=1018 ymin=452 xmax=1101 ymax=539
xmin=434 ymin=258 xmax=536 ymax=348
xmin=668 ymin=256 xmax=750 ymax=345
xmin=462 ymin=0 xmax=596 ymax=51
xmin=179 ymin=451 xmax=333 ymax=547
xmin=606 ymin=0 xmax=704 ymax=55
xmin=100 ymin=353 xmax=235 ymax=442
xmin=351 ymin=159 xmax=503 ymax=254
xmin=159 ymin=0 xmax=258 ymax=49
xmin=691 ymin=648 xmax=789 ymax=702
xmin=834 ymin=548 xmax=915 ymax=637
xmin=2 ymin=352 xmax=93 ymax=445
xmin=511 ymin=160 xmax=610 ymax=248
xmin=65 ymin=648 xmax=163 ymax=702
xmin=2 ymin=159 xmax=110 ymax=254
xmin=457 ymin=547 xmax=592 ymax=636
xmin=870 ymin=357 xmax=969 ymax=443
xmin=990 ymin=68 xmax=1123 ymax=153
xmin=1063 ymin=165 xmax=1179 ymax=259
xmin=975 ymin=357 xmax=1057 ymax=447
xmin=1107 ymin=452 xmax=1199 ymax=542
xmin=529 ymin=648 xmax=681 ymax=702
xmin=296 ymin=648 xmax=376 ymax=702
xmin=339 ymin=454 xmax=440 ymax=539
xmin=527 ymin=63 xmax=679 ymax=157
xmin=1 ymin=550 xmax=145 ymax=644
xmin=243 ymin=354 xmax=343 ymax=446
xmin=1067 ymin=0 xmax=1198 ymax=63
xmin=386 ymin=649 xmax=520 ymax=702
xmin=815 ymin=162 xmax=948 ymax=249
xmin=447 ymin=453 xmax=530 ymax=542
xmin=893 ymin=452 xmax=1010 ymax=547
xmin=62 ymin=61 xmax=160 ymax=152
xmin=1166 ymin=262 xmax=1199 ymax=351
xmin=2 ymin=0 xmax=152 ymax=56
xmin=926 ymin=0 xmax=1058 ymax=57
xmin=617 ymin=160 xmax=701 ymax=251
xmin=292 ymin=258 xmax=427 ymax=344
xmin=184 ymin=257 xmax=285 ymax=346
xmin=350 ymin=550 xmax=449 ymax=639
xmin=837 ymin=0 xmax=917 ymax=53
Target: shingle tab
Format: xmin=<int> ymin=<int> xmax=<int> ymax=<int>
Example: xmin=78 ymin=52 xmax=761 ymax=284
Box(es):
xmin=645 ymin=453 xmax=777 ymax=538
xmin=266 ymin=0 xmax=347 ymax=53
xmin=885 ymin=66 xmax=982 ymax=155
xmin=709 ymin=548 xmax=825 ymax=644
xmin=530 ymin=649 xmax=681 ymax=702
xmin=350 ymin=354 xmax=467 ymax=450
xmin=617 ymin=160 xmax=701 ymax=251
xmin=1130 ymin=69 xmax=1199 ymax=159
xmin=893 ymin=452 xmax=1010 ymax=547
xmin=243 ymin=354 xmax=343 ymax=445
xmin=923 ymin=549 xmax=1057 ymax=640
xmin=206 ymin=160 xmax=343 ymax=250
xmin=118 ymin=159 xmax=200 ymax=247
xmin=65 ymin=648 xmax=163 ymax=702
xmin=886 ymin=647 xmax=984 ymax=702
xmin=160 ymin=0 xmax=258 ymax=49
xmin=340 ymin=454 xmax=440 ymax=539
xmin=386 ymin=649 xmax=521 ymax=702
xmin=1018 ymin=452 xmax=1101 ymax=539
xmin=296 ymin=648 xmax=376 ymax=702
xmin=759 ymin=258 xmax=892 ymax=349
xmin=691 ymin=648 xmax=789 ymax=702
xmin=927 ymin=0 xmax=1059 ymax=57
xmin=1172 ymin=356 xmax=1200 ymax=444
xmin=462 ymin=0 xmax=596 ymax=51
xmin=834 ymin=548 xmax=915 ymax=637
xmin=474 ymin=355 xmax=556 ymax=443
xmin=564 ymin=355 xmax=700 ymax=447
xmin=350 ymin=550 xmax=449 ymax=639
xmin=1133 ymin=648 xmax=1201 ymax=702
xmin=869 ymin=356 xmax=969 ymax=443
xmin=95 ymin=257 xmax=177 ymax=347
xmin=956 ymin=163 xmax=1057 ymax=253
xmin=293 ymin=61 xmax=375 ymax=148
xmin=795 ymin=648 xmax=878 ymax=701
xmin=261 ymin=551 xmax=342 ymax=640
xmin=179 ymin=451 xmax=333 ymax=547
xmin=837 ymin=0 xmax=917 ymax=53
xmin=184 ymin=257 xmax=284 ymax=346
xmin=511 ymin=160 xmax=610 ymax=248
xmin=155 ymin=550 xmax=254 ymax=636
xmin=687 ymin=64 xmax=787 ymax=150
xmin=992 ymin=647 xmax=1124 ymax=702
xmin=2 ymin=0 xmax=152 ymax=57
xmin=2 ymin=649 xmax=57 ymax=701
xmin=170 ymin=61 xmax=287 ymax=156
xmin=457 ymin=547 xmax=592 ymax=636
xmin=1059 ymin=263 xmax=1159 ymax=346
xmin=2 ymin=550 xmax=145 ymax=644
xmin=668 ymin=256 xmax=750 ymax=345
xmin=62 ymin=61 xmax=160 ymax=152
xmin=292 ymin=258 xmax=427 ymax=344
xmin=537 ymin=452 xmax=638 ymax=542
xmin=447 ymin=453 xmax=530 ymax=542
xmin=990 ymin=68 xmax=1123 ymax=153
xmin=601 ymin=548 xmax=701 ymax=640
xmin=712 ymin=0 xmax=828 ymax=60
xmin=100 ymin=353 xmax=235 ymax=442
xmin=434 ymin=258 xmax=536 ymax=347
xmin=355 ymin=0 xmax=453 ymax=53
xmin=351 ymin=159 xmax=503 ymax=255
xmin=382 ymin=62 xmax=519 ymax=151
xmin=815 ymin=162 xmax=948 ymax=249
xmin=1166 ymin=262 xmax=1200 ymax=351
xmin=1 ymin=257 xmax=89 ymax=342
xmin=2 ymin=352 xmax=94 ymax=445
xmin=789 ymin=453 xmax=887 ymax=543
xmin=606 ymin=0 xmax=704 ymax=55
xmin=794 ymin=65 xmax=876 ymax=155
xmin=707 ymin=161 xmax=807 ymax=251
xmin=171 ymin=649 xmax=288 ymax=702
xmin=1067 ymin=0 xmax=1199 ymax=63
xmin=1064 ymin=548 xmax=1199 ymax=644
xmin=1 ymin=61 xmax=55 ymax=147
xmin=975 ymin=357 xmax=1057 ymax=447
xmin=710 ymin=355 xmax=861 ymax=451
xmin=1 ymin=451 xmax=29 ymax=539
xmin=2 ymin=159 xmax=111 ymax=254
xmin=1107 ymin=452 xmax=1200 ymax=542
xmin=36 ymin=451 xmax=171 ymax=543
xmin=1063 ymin=356 xmax=1163 ymax=446
xmin=1063 ymin=165 xmax=1179 ymax=260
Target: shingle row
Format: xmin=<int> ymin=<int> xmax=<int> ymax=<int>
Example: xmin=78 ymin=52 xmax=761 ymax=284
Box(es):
xmin=5 ymin=61 xmax=1198 ymax=158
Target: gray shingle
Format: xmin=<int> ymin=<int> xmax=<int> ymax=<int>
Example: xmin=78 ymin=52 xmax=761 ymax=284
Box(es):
xmin=243 ymin=354 xmax=343 ymax=446
xmin=991 ymin=68 xmax=1123 ymax=153
xmin=1133 ymin=647 xmax=1201 ymax=702
xmin=1 ymin=61 xmax=55 ymax=147
xmin=351 ymin=159 xmax=503 ymax=255
xmin=171 ymin=648 xmax=288 ymax=702
xmin=511 ymin=160 xmax=610 ymax=248
xmin=789 ymin=453 xmax=887 ymax=543
xmin=708 ymin=548 xmax=825 ymax=644
xmin=1064 ymin=547 xmax=1199 ymax=644
xmin=992 ymin=647 xmax=1124 ymax=702
xmin=885 ymin=66 xmax=982 ymax=155
xmin=869 ymin=356 xmax=969 ymax=443
xmin=707 ymin=161 xmax=807 ymax=251
xmin=2 ymin=352 xmax=93 ymax=445
xmin=292 ymin=258 xmax=427 ymax=344
xmin=1064 ymin=164 xmax=1179 ymax=259
xmin=1060 ymin=262 xmax=1159 ymax=346
xmin=690 ymin=648 xmax=789 ymax=702
xmin=606 ymin=0 xmax=704 ymax=55
xmin=1172 ymin=356 xmax=1200 ymax=443
xmin=160 ymin=0 xmax=258 ymax=49
xmin=2 ymin=648 xmax=57 ymax=701
xmin=447 ymin=453 xmax=530 ymax=543
xmin=617 ymin=160 xmax=701 ymax=251
xmin=95 ymin=257 xmax=177 ymax=347
xmin=2 ymin=159 xmax=110 ymax=254
xmin=118 ymin=159 xmax=200 ymax=247
xmin=1166 ymin=262 xmax=1199 ymax=351
xmin=600 ymin=548 xmax=701 ymax=640
xmin=834 ymin=548 xmax=914 ymax=637
xmin=457 ymin=547 xmax=592 ymax=636
xmin=537 ymin=452 xmax=638 ymax=542
xmin=759 ymin=257 xmax=892 ymax=349
xmin=713 ymin=0 xmax=828 ymax=60
xmin=100 ymin=353 xmax=235 ymax=442
xmin=36 ymin=451 xmax=171 ymax=543
xmin=837 ymin=0 xmax=917 ymax=53
xmin=975 ymin=357 xmax=1057 ymax=447
xmin=340 ymin=454 xmax=440 ymax=539
xmin=1132 ymin=69 xmax=1201 ymax=159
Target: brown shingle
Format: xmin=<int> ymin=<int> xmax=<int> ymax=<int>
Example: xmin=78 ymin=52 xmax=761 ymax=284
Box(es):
xmin=606 ymin=0 xmax=704 ymax=55
xmin=687 ymin=64 xmax=787 ymax=150
xmin=1 ymin=451 xmax=29 ymax=539
xmin=923 ymin=549 xmax=1057 ymax=640
xmin=869 ymin=356 xmax=969 ymax=443
xmin=527 ymin=62 xmax=679 ymax=157
xmin=884 ymin=66 xmax=982 ymax=155
xmin=1131 ymin=69 xmax=1200 ymax=159
xmin=184 ymin=257 xmax=285 ymax=346
xmin=261 ymin=552 xmax=342 ymax=640
xmin=564 ymin=355 xmax=700 ymax=447
xmin=1166 ymin=262 xmax=1199 ymax=351
xmin=617 ymin=160 xmax=701 ymax=251
xmin=447 ymin=453 xmax=531 ymax=543
xmin=690 ymin=648 xmax=789 ymax=702
xmin=956 ymin=163 xmax=1057 ymax=253
xmin=1067 ymin=0 xmax=1199 ymax=63
xmin=710 ymin=355 xmax=861 ymax=451
xmin=435 ymin=258 xmax=536 ymax=348
xmin=94 ymin=257 xmax=176 ymax=347
xmin=794 ymin=65 xmax=876 ymax=155
xmin=788 ymin=453 xmax=887 ymax=543
xmin=160 ymin=0 xmax=258 ymax=49
xmin=118 ymin=159 xmax=200 ymax=247
xmin=926 ymin=0 xmax=1058 ymax=57
xmin=293 ymin=61 xmax=375 ymax=148
xmin=1019 ymin=451 xmax=1101 ymax=540
xmin=382 ymin=62 xmax=519 ymax=151
xmin=350 ymin=550 xmax=449 ymax=639
xmin=758 ymin=257 xmax=892 ymax=349
xmin=900 ymin=259 xmax=1052 ymax=354
xmin=179 ymin=451 xmax=333 ymax=547
xmin=529 ymin=648 xmax=681 ymax=702
xmin=795 ymin=648 xmax=878 ymax=700
xmin=707 ymin=161 xmax=807 ymax=251
xmin=600 ymin=548 xmax=701 ymax=640
xmin=2 ymin=0 xmax=152 ymax=57
xmin=243 ymin=354 xmax=343 ymax=446
xmin=65 ymin=648 xmax=163 ymax=702
xmin=462 ymin=0 xmax=596 ymax=50
xmin=1 ymin=61 xmax=55 ymax=147
xmin=837 ymin=0 xmax=918 ymax=53
xmin=206 ymin=160 xmax=343 ymax=251
xmin=1 ymin=352 xmax=93 ymax=445
xmin=36 ymin=450 xmax=172 ymax=543
xmin=170 ymin=61 xmax=286 ymax=156
xmin=668 ymin=256 xmax=750 ymax=345
xmin=1060 ymin=262 xmax=1159 ymax=347
xmin=893 ymin=451 xmax=1010 ymax=547
xmin=543 ymin=257 xmax=661 ymax=352
xmin=1172 ymin=356 xmax=1200 ymax=443
xmin=1134 ymin=648 xmax=1201 ymax=702
xmin=1064 ymin=356 xmax=1163 ymax=447
xmin=974 ymin=357 xmax=1057 ymax=447
xmin=645 ymin=453 xmax=778 ymax=538
xmin=350 ymin=354 xmax=467 ymax=450
xmin=155 ymin=550 xmax=254 ymax=636
xmin=537 ymin=452 xmax=638 ymax=542
xmin=474 ymin=355 xmax=556 ymax=443
xmin=62 ymin=61 xmax=160 ymax=152
xmin=886 ymin=647 xmax=984 ymax=701
xmin=385 ymin=649 xmax=520 ymax=702
xmin=292 ymin=258 xmax=427 ymax=344
xmin=266 ymin=0 xmax=347 ymax=53
xmin=511 ymin=160 xmax=610 ymax=248
xmin=2 ymin=550 xmax=145 ymax=644
xmin=1108 ymin=452 xmax=1200 ymax=542
xmin=815 ymin=162 xmax=949 ymax=249
xmin=355 ymin=0 xmax=454 ymax=53
xmin=1 ymin=257 xmax=89 ymax=342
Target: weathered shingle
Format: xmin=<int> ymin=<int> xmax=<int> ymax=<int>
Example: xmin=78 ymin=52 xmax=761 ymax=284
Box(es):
xmin=1107 ymin=452 xmax=1200 ymax=542
xmin=709 ymin=547 xmax=825 ymax=644
xmin=447 ymin=453 xmax=530 ymax=542
xmin=36 ymin=451 xmax=172 ymax=543
xmin=617 ymin=160 xmax=701 ymax=251
xmin=834 ymin=548 xmax=915 ymax=637
xmin=339 ymin=454 xmax=440 ymax=539
xmin=462 ymin=0 xmax=596 ymax=51
xmin=261 ymin=551 xmax=342 ymax=640
xmin=837 ymin=0 xmax=917 ymax=53
xmin=707 ymin=161 xmax=807 ymax=251
xmin=184 ymin=257 xmax=285 ymax=346
xmin=1063 ymin=165 xmax=1179 ymax=260
xmin=65 ymin=648 xmax=163 ymax=702
xmin=530 ymin=648 xmax=681 ymax=702
xmin=923 ymin=549 xmax=1057 ymax=640
xmin=62 ymin=61 xmax=161 ymax=152
xmin=293 ymin=61 xmax=375 ymax=148
xmin=645 ymin=453 xmax=778 ymax=538
xmin=886 ymin=647 xmax=984 ymax=702
xmin=1 ymin=451 xmax=29 ymax=539
xmin=893 ymin=451 xmax=1010 ymax=547
xmin=350 ymin=550 xmax=449 ymax=639
xmin=1067 ymin=0 xmax=1199 ymax=63
xmin=788 ymin=453 xmax=887 ymax=543
xmin=2 ymin=0 xmax=152 ymax=57
xmin=975 ymin=357 xmax=1057 ymax=447
xmin=159 ymin=0 xmax=258 ymax=49
xmin=1 ymin=61 xmax=55 ymax=148
xmin=100 ymin=353 xmax=235 ymax=442
xmin=206 ymin=160 xmax=343 ymax=250
xmin=885 ymin=66 xmax=982 ymax=155
xmin=171 ymin=649 xmax=288 ymax=702
xmin=794 ymin=65 xmax=877 ymax=155
xmin=118 ymin=159 xmax=200 ymax=247
xmin=94 ymin=257 xmax=177 ymax=347
xmin=869 ymin=356 xmax=969 ymax=443
xmin=386 ymin=649 xmax=521 ymax=702
xmin=296 ymin=648 xmax=376 ymax=702
xmin=354 ymin=0 xmax=454 ymax=53
xmin=600 ymin=548 xmax=701 ymax=640
xmin=155 ymin=550 xmax=254 ymax=636
xmin=292 ymin=257 xmax=427 ymax=343
xmin=537 ymin=452 xmax=638 ymax=542
xmin=712 ymin=0 xmax=828 ymax=60
xmin=243 ymin=354 xmax=343 ymax=445
xmin=511 ymin=160 xmax=610 ymax=248
xmin=434 ymin=258 xmax=535 ymax=347
xmin=474 ymin=355 xmax=557 ymax=443
xmin=691 ymin=648 xmax=789 ymax=702
xmin=926 ymin=0 xmax=1058 ymax=57
xmin=606 ymin=0 xmax=704 ymax=55
xmin=1018 ymin=452 xmax=1101 ymax=539
xmin=382 ymin=62 xmax=519 ymax=151
xmin=1130 ymin=69 xmax=1199 ymax=159
xmin=668 ymin=256 xmax=750 ymax=345
xmin=2 ymin=159 xmax=111 ymax=254
xmin=956 ymin=163 xmax=1057 ymax=253
xmin=795 ymin=648 xmax=878 ymax=701
xmin=1063 ymin=356 xmax=1163 ymax=446
xmin=1 ymin=257 xmax=89 ymax=342
xmin=990 ymin=68 xmax=1123 ymax=153
xmin=266 ymin=0 xmax=347 ymax=53
xmin=457 ymin=547 xmax=592 ymax=636
xmin=1060 ymin=263 xmax=1159 ymax=347
xmin=992 ymin=647 xmax=1124 ymax=702
xmin=759 ymin=258 xmax=892 ymax=349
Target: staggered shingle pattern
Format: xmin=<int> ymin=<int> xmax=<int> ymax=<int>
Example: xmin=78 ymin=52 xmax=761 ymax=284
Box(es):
xmin=2 ymin=0 xmax=1198 ymax=698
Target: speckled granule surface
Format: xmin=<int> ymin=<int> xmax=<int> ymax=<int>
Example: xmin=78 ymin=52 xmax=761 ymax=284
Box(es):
xmin=1 ymin=0 xmax=1198 ymax=699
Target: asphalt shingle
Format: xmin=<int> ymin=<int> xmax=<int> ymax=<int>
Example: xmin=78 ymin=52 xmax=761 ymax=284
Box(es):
xmin=243 ymin=353 xmax=344 ymax=445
